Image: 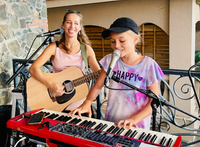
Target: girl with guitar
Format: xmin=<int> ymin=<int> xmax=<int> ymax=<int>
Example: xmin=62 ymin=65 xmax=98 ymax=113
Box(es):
xmin=28 ymin=10 xmax=100 ymax=114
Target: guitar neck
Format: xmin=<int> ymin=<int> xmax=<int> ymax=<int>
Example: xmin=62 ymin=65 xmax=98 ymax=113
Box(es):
xmin=73 ymin=70 xmax=101 ymax=87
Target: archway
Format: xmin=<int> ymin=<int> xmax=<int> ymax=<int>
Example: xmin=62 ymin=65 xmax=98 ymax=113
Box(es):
xmin=136 ymin=23 xmax=169 ymax=69
xmin=84 ymin=24 xmax=169 ymax=69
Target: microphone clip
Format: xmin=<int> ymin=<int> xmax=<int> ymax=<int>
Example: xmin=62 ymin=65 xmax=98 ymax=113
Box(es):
xmin=104 ymin=76 xmax=109 ymax=86
xmin=104 ymin=74 xmax=120 ymax=86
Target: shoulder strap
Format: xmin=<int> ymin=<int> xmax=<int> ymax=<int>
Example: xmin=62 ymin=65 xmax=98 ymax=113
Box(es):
xmin=80 ymin=43 xmax=89 ymax=74
xmin=55 ymin=41 xmax=59 ymax=47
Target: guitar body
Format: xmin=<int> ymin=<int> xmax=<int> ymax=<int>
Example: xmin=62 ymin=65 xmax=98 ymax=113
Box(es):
xmin=27 ymin=66 xmax=88 ymax=112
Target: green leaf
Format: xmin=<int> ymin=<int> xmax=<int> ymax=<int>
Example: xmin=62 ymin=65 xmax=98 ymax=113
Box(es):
xmin=195 ymin=51 xmax=200 ymax=63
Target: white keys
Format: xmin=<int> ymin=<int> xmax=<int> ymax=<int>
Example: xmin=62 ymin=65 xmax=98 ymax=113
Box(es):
xmin=38 ymin=109 xmax=178 ymax=147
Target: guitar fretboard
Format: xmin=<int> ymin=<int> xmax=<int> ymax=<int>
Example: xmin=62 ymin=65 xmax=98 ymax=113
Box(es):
xmin=73 ymin=70 xmax=101 ymax=87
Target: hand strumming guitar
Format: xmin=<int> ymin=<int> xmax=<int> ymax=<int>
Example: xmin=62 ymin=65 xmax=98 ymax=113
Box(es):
xmin=47 ymin=82 xmax=65 ymax=102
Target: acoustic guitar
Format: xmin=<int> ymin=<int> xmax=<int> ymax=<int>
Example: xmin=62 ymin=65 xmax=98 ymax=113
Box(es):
xmin=27 ymin=66 xmax=100 ymax=112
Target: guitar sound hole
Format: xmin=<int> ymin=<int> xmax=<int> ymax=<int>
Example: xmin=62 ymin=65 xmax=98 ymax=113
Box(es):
xmin=62 ymin=80 xmax=74 ymax=94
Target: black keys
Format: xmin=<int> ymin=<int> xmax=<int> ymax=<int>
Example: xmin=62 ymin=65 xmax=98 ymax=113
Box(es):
xmin=144 ymin=133 xmax=152 ymax=141
xmin=94 ymin=123 xmax=103 ymax=130
xmin=106 ymin=125 xmax=115 ymax=133
xmin=111 ymin=126 xmax=120 ymax=134
xmin=124 ymin=129 xmax=132 ymax=137
xmin=68 ymin=118 xmax=78 ymax=124
xmin=43 ymin=112 xmax=50 ymax=116
xmin=129 ymin=130 xmax=138 ymax=138
xmin=78 ymin=120 xmax=96 ymax=128
xmin=44 ymin=112 xmax=72 ymax=122
xmin=62 ymin=116 xmax=71 ymax=122
xmin=160 ymin=136 xmax=167 ymax=145
xmin=83 ymin=121 xmax=92 ymax=127
xmin=116 ymin=127 xmax=124 ymax=135
xmin=56 ymin=115 xmax=71 ymax=122
xmin=68 ymin=118 xmax=82 ymax=124
xmin=87 ymin=122 xmax=97 ymax=128
xmin=138 ymin=132 xmax=146 ymax=140
xmin=79 ymin=120 xmax=88 ymax=126
xmin=71 ymin=118 xmax=82 ymax=124
xmin=46 ymin=113 xmax=59 ymax=119
xmin=150 ymin=134 xmax=157 ymax=143
xmin=166 ymin=138 xmax=173 ymax=146
xmin=99 ymin=124 xmax=108 ymax=131
xmin=55 ymin=115 xmax=65 ymax=121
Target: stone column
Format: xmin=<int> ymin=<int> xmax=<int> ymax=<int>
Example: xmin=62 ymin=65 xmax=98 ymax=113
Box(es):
xmin=0 ymin=0 xmax=48 ymax=105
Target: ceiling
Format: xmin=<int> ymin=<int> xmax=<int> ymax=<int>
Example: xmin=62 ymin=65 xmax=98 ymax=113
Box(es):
xmin=46 ymin=0 xmax=121 ymax=8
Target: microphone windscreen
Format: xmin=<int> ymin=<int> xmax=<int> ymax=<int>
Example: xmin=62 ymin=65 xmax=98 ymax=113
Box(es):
xmin=59 ymin=28 xmax=64 ymax=34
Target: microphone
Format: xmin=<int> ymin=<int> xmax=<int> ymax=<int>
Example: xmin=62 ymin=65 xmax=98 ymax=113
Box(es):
xmin=106 ymin=49 xmax=121 ymax=79
xmin=37 ymin=28 xmax=64 ymax=37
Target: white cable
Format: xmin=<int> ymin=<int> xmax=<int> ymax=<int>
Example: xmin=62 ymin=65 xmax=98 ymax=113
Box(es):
xmin=14 ymin=136 xmax=26 ymax=147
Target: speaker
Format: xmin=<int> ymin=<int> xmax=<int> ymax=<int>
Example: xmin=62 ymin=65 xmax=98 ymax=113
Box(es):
xmin=0 ymin=105 xmax=12 ymax=147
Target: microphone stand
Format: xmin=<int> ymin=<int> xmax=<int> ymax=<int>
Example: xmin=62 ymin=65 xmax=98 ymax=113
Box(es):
xmin=108 ymin=75 xmax=200 ymax=131
xmin=6 ymin=36 xmax=52 ymax=113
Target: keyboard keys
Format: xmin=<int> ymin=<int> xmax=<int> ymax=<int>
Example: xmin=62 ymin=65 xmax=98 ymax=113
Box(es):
xmin=138 ymin=132 xmax=146 ymax=140
xmin=99 ymin=124 xmax=108 ymax=131
xmin=40 ymin=109 xmax=179 ymax=147
xmin=116 ymin=127 xmax=124 ymax=135
xmin=124 ymin=129 xmax=132 ymax=137
xmin=130 ymin=130 xmax=138 ymax=138
xmin=94 ymin=123 xmax=103 ymax=130
xmin=144 ymin=133 xmax=152 ymax=141
xmin=87 ymin=122 xmax=97 ymax=128
xmin=106 ymin=125 xmax=115 ymax=132
xmin=166 ymin=137 xmax=173 ymax=146
xmin=111 ymin=126 xmax=120 ymax=134
xmin=160 ymin=136 xmax=167 ymax=145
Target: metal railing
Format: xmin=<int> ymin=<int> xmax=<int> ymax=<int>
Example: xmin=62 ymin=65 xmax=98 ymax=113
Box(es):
xmin=158 ymin=65 xmax=200 ymax=146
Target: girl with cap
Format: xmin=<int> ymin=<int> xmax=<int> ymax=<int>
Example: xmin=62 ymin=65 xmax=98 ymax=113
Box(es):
xmin=29 ymin=10 xmax=100 ymax=114
xmin=70 ymin=17 xmax=165 ymax=129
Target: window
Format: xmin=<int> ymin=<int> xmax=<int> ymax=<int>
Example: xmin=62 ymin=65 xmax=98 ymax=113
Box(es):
xmin=136 ymin=23 xmax=169 ymax=69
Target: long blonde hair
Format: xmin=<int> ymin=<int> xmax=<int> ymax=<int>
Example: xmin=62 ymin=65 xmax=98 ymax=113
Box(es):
xmin=59 ymin=10 xmax=91 ymax=52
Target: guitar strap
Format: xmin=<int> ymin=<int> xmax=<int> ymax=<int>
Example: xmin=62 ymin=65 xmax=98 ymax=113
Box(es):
xmin=80 ymin=43 xmax=92 ymax=89
xmin=80 ymin=43 xmax=90 ymax=75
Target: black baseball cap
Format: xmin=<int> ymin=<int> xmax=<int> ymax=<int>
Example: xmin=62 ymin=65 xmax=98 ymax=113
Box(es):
xmin=101 ymin=17 xmax=139 ymax=39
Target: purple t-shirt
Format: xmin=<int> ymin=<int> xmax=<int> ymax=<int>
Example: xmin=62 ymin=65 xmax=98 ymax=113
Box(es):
xmin=99 ymin=55 xmax=165 ymax=129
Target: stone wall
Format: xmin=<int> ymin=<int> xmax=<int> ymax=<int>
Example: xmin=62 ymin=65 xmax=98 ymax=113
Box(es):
xmin=0 ymin=0 xmax=48 ymax=105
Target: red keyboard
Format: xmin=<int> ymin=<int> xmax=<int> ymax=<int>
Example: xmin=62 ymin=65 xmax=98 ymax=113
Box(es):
xmin=7 ymin=109 xmax=182 ymax=147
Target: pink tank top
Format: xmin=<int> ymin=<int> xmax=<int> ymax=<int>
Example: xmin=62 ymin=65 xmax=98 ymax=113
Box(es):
xmin=52 ymin=47 xmax=85 ymax=73
xmin=51 ymin=46 xmax=86 ymax=110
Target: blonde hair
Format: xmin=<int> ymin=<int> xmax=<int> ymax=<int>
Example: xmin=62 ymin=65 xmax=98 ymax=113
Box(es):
xmin=125 ymin=30 xmax=141 ymax=53
xmin=126 ymin=30 xmax=141 ymax=45
xmin=59 ymin=11 xmax=91 ymax=52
